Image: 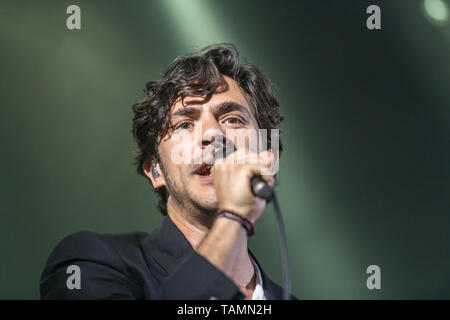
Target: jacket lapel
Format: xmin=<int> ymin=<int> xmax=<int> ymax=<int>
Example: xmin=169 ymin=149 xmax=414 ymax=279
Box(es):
xmin=248 ymin=250 xmax=282 ymax=300
xmin=142 ymin=215 xmax=287 ymax=299
xmin=141 ymin=215 xmax=194 ymax=282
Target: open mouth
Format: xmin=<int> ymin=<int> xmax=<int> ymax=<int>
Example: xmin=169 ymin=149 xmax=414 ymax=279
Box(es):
xmin=194 ymin=164 xmax=212 ymax=176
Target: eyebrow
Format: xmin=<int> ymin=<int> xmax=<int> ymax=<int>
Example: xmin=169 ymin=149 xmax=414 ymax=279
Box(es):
xmin=215 ymin=101 xmax=251 ymax=118
xmin=171 ymin=101 xmax=251 ymax=119
xmin=171 ymin=106 xmax=201 ymax=118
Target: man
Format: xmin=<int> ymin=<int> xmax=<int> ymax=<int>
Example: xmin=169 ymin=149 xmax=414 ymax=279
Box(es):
xmin=40 ymin=44 xmax=295 ymax=300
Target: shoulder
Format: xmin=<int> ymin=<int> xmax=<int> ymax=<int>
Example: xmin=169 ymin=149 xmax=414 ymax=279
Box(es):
xmin=40 ymin=231 xmax=149 ymax=300
xmin=44 ymin=231 xmax=148 ymax=265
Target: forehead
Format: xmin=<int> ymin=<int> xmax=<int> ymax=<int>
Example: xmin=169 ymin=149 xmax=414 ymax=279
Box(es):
xmin=170 ymin=76 xmax=251 ymax=115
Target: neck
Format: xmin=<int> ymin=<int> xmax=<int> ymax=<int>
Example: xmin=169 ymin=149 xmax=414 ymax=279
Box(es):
xmin=166 ymin=196 xmax=214 ymax=248
xmin=167 ymin=195 xmax=255 ymax=289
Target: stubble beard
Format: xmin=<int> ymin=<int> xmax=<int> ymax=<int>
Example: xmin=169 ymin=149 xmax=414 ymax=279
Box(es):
xmin=162 ymin=166 xmax=218 ymax=224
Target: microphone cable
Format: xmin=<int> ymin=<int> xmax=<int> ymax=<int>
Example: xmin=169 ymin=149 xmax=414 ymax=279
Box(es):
xmin=271 ymin=192 xmax=291 ymax=300
xmin=251 ymin=177 xmax=291 ymax=300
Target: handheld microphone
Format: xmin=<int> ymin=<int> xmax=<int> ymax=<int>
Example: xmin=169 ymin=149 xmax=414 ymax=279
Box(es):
xmin=250 ymin=176 xmax=274 ymax=201
xmin=210 ymin=138 xmax=274 ymax=201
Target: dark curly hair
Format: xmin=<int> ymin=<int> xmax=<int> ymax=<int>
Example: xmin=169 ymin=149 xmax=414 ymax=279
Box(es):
xmin=132 ymin=44 xmax=283 ymax=216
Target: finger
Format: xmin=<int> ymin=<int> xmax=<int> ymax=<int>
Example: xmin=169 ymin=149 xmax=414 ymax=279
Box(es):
xmin=224 ymin=151 xmax=259 ymax=165
xmin=259 ymin=150 xmax=273 ymax=166
xmin=260 ymin=174 xmax=275 ymax=187
xmin=228 ymin=149 xmax=271 ymax=165
xmin=245 ymin=164 xmax=276 ymax=181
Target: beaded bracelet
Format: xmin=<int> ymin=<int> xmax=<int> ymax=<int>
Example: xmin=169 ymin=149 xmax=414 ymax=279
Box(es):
xmin=215 ymin=209 xmax=255 ymax=237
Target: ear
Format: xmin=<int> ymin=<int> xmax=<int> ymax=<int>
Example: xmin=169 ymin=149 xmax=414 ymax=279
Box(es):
xmin=143 ymin=158 xmax=165 ymax=189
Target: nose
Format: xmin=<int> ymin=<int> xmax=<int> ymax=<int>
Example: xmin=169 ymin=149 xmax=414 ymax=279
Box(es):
xmin=200 ymin=114 xmax=226 ymax=149
xmin=199 ymin=116 xmax=237 ymax=164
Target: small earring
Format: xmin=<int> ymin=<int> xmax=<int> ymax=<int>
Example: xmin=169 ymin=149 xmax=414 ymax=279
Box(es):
xmin=151 ymin=164 xmax=160 ymax=178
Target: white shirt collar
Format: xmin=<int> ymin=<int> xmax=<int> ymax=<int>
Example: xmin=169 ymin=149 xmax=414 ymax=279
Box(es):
xmin=250 ymin=257 xmax=267 ymax=300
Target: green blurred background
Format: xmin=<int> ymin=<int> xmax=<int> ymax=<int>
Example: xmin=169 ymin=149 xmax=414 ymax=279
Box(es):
xmin=0 ymin=0 xmax=449 ymax=299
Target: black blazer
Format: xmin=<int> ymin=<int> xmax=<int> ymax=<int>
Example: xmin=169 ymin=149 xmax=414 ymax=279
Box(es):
xmin=40 ymin=215 xmax=296 ymax=300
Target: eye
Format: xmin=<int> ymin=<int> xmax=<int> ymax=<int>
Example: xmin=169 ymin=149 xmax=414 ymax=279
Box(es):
xmin=175 ymin=121 xmax=194 ymax=131
xmin=223 ymin=116 xmax=246 ymax=126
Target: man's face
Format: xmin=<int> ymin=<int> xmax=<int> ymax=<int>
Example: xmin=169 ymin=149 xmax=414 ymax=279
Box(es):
xmin=153 ymin=76 xmax=260 ymax=214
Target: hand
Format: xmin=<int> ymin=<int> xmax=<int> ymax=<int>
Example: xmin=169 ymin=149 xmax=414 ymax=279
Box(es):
xmin=211 ymin=149 xmax=275 ymax=224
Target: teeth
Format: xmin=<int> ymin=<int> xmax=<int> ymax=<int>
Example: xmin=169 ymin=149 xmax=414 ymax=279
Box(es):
xmin=202 ymin=166 xmax=211 ymax=175
xmin=196 ymin=165 xmax=212 ymax=175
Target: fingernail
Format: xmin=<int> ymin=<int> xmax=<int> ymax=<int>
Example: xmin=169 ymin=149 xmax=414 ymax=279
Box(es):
xmin=261 ymin=152 xmax=272 ymax=165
